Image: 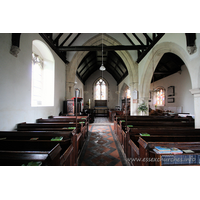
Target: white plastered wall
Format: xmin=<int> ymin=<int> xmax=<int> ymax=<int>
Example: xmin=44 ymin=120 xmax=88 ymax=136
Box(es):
xmin=0 ymin=33 xmax=66 ymax=130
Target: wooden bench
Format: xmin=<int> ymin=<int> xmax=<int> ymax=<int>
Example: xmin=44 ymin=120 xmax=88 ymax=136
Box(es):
xmin=17 ymin=122 xmax=83 ymax=134
xmin=114 ymin=115 xmax=193 ymax=129
xmin=138 ymin=136 xmax=200 ymax=166
xmin=119 ymin=120 xmax=194 ymax=136
xmin=16 ymin=123 xmax=85 ymax=165
xmin=0 ymin=130 xmax=76 ymax=166
xmin=0 ymin=140 xmax=62 ymax=166
xmin=116 ymin=119 xmax=194 ymax=153
xmin=126 ymin=128 xmax=200 ymax=166
xmin=47 ymin=115 xmax=89 ymax=135
xmin=114 ymin=115 xmax=193 ymax=133
xmin=109 ymin=110 xmax=124 ymax=122
xmin=36 ymin=118 xmax=88 ymax=138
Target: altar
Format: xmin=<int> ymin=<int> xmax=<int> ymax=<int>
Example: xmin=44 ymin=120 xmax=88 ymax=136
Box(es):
xmin=94 ymin=100 xmax=109 ymax=117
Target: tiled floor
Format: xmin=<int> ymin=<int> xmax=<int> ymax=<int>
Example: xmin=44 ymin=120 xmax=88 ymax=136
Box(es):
xmin=78 ymin=121 xmax=128 ymax=166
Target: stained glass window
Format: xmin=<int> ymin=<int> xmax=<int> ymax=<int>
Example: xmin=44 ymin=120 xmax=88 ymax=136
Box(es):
xmin=95 ymin=79 xmax=106 ymax=100
xmin=127 ymin=89 xmax=131 ymax=98
xmin=156 ymin=88 xmax=165 ymax=106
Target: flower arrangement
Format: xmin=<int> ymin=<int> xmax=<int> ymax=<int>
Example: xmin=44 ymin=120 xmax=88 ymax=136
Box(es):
xmin=138 ymin=102 xmax=148 ymax=114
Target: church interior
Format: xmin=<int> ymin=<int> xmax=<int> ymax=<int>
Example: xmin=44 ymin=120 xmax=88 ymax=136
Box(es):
xmin=4 ymin=2 xmax=200 ymax=200
xmin=1 ymin=33 xmax=200 ymax=166
xmin=2 ymin=1 xmax=200 ymax=197
xmin=1 ymin=32 xmax=200 ymax=199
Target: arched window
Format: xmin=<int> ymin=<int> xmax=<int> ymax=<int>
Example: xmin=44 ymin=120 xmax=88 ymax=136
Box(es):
xmin=95 ymin=78 xmax=107 ymax=100
xmin=155 ymin=87 xmax=165 ymax=106
xmin=32 ymin=53 xmax=43 ymax=105
xmin=31 ymin=40 xmax=55 ymax=107
xmin=127 ymin=89 xmax=131 ymax=98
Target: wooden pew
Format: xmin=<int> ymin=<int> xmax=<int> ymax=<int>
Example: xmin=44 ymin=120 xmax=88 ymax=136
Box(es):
xmin=126 ymin=128 xmax=200 ymax=166
xmin=49 ymin=115 xmax=89 ymax=124
xmin=0 ymin=130 xmax=76 ymax=166
xmin=114 ymin=115 xmax=194 ymax=141
xmin=36 ymin=117 xmax=88 ymax=138
xmin=114 ymin=115 xmax=193 ymax=136
xmin=109 ymin=110 xmax=124 ymax=122
xmin=115 ymin=115 xmax=193 ymax=133
xmin=138 ymin=136 xmax=200 ymax=166
xmin=17 ymin=122 xmax=83 ymax=133
xmin=0 ymin=140 xmax=62 ymax=166
xmin=116 ymin=119 xmax=194 ymax=153
xmin=48 ymin=115 xmax=89 ymax=136
xmin=119 ymin=120 xmax=194 ymax=136
xmin=16 ymin=123 xmax=84 ymax=165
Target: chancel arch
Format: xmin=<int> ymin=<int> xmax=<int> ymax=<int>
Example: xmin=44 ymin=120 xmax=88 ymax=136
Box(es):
xmin=66 ymin=34 xmax=137 ymax=99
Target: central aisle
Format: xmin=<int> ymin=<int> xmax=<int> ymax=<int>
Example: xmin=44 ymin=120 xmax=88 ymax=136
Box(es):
xmin=78 ymin=118 xmax=129 ymax=166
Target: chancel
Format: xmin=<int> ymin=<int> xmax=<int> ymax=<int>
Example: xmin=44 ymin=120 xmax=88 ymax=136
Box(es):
xmin=1 ymin=33 xmax=200 ymax=166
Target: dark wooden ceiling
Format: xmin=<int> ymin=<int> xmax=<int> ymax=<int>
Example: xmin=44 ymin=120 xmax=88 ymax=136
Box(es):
xmin=39 ymin=33 xmax=186 ymax=84
xmin=152 ymin=52 xmax=184 ymax=83
xmin=76 ymin=49 xmax=128 ymax=84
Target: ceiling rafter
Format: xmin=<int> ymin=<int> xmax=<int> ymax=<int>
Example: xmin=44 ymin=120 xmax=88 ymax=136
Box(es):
xmin=53 ymin=33 xmax=63 ymax=46
xmin=80 ymin=58 xmax=96 ymax=76
xmin=83 ymin=65 xmax=99 ymax=81
xmin=108 ymin=52 xmax=126 ymax=74
xmin=39 ymin=33 xmax=68 ymax=64
xmin=106 ymin=62 xmax=122 ymax=78
xmin=158 ymin=61 xmax=171 ymax=71
xmin=132 ymin=33 xmax=144 ymax=46
xmin=118 ymin=71 xmax=128 ymax=84
xmin=68 ymin=33 xmax=81 ymax=46
xmin=137 ymin=33 xmax=165 ymax=63
xmin=143 ymin=33 xmax=152 ymax=45
xmin=123 ymin=33 xmax=142 ymax=56
xmin=123 ymin=33 xmax=135 ymax=45
xmin=60 ymin=33 xmax=73 ymax=47
xmin=39 ymin=33 xmax=169 ymax=85
xmin=58 ymin=45 xmax=148 ymax=51
xmin=78 ymin=52 xmax=96 ymax=74
xmin=154 ymin=70 xmax=179 ymax=75
xmin=81 ymin=61 xmax=97 ymax=79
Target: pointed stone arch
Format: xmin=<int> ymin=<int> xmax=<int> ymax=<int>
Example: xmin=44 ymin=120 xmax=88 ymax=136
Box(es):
xmin=120 ymin=82 xmax=129 ymax=99
xmin=66 ymin=34 xmax=137 ymax=99
xmin=140 ymin=42 xmax=191 ymax=103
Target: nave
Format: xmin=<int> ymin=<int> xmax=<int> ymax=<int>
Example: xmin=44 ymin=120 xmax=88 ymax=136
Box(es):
xmin=78 ymin=117 xmax=129 ymax=166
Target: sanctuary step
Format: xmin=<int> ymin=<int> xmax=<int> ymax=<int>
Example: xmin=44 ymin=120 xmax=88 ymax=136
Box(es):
xmin=93 ymin=117 xmax=110 ymax=123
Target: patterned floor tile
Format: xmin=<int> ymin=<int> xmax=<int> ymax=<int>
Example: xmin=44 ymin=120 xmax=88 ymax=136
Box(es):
xmin=78 ymin=124 xmax=128 ymax=166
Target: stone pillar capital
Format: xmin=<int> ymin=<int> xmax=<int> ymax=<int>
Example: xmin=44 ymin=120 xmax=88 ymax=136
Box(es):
xmin=129 ymin=82 xmax=138 ymax=88
xmin=67 ymin=81 xmax=76 ymax=87
xmin=189 ymin=88 xmax=200 ymax=96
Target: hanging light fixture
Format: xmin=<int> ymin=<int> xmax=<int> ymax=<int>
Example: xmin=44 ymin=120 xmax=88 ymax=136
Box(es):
xmin=99 ymin=33 xmax=106 ymax=71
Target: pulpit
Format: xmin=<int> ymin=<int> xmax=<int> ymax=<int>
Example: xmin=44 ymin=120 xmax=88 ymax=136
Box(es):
xmin=63 ymin=98 xmax=83 ymax=115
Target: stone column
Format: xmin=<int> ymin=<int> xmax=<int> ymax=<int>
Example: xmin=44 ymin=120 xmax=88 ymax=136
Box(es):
xmin=65 ymin=62 xmax=76 ymax=100
xmin=189 ymin=88 xmax=200 ymax=129
xmin=66 ymin=82 xmax=76 ymax=99
xmin=130 ymin=82 xmax=138 ymax=115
